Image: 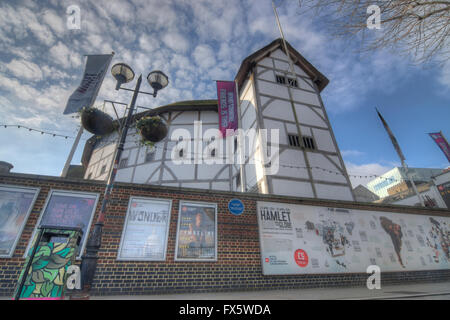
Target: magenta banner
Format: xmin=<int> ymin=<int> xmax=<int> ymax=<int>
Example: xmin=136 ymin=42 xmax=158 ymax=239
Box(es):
xmin=429 ymin=132 xmax=450 ymax=163
xmin=216 ymin=81 xmax=238 ymax=137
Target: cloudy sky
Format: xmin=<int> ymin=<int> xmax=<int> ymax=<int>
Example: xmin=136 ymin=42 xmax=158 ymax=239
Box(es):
xmin=0 ymin=0 xmax=449 ymax=187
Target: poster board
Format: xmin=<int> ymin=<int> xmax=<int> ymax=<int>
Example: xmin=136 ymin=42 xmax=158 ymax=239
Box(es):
xmin=0 ymin=185 xmax=40 ymax=258
xmin=117 ymin=197 xmax=172 ymax=261
xmin=175 ymin=201 xmax=217 ymax=261
xmin=25 ymin=190 xmax=99 ymax=259
xmin=257 ymin=201 xmax=450 ymax=275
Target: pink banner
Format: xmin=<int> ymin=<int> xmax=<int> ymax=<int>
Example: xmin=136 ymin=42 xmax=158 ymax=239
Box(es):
xmin=216 ymin=81 xmax=238 ymax=137
xmin=429 ymin=132 xmax=450 ymax=163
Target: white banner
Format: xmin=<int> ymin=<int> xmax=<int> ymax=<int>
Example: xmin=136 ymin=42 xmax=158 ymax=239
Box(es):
xmin=257 ymin=201 xmax=450 ymax=275
xmin=63 ymin=54 xmax=113 ymax=114
xmin=118 ymin=197 xmax=172 ymax=261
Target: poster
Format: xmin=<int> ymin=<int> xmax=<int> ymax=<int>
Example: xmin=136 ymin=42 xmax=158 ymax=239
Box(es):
xmin=26 ymin=190 xmax=98 ymax=258
xmin=175 ymin=201 xmax=217 ymax=261
xmin=0 ymin=185 xmax=39 ymax=257
xmin=118 ymin=197 xmax=172 ymax=261
xmin=257 ymin=201 xmax=450 ymax=275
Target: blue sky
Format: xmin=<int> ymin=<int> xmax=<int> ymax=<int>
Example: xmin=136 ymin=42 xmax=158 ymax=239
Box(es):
xmin=0 ymin=0 xmax=449 ymax=187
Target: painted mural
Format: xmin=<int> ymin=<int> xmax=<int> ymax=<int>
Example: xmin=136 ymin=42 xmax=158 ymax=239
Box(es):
xmin=257 ymin=201 xmax=450 ymax=275
xmin=14 ymin=228 xmax=81 ymax=300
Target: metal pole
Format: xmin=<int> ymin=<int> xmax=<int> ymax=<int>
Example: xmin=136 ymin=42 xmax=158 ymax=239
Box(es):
xmin=272 ymin=0 xmax=295 ymax=75
xmin=61 ymin=126 xmax=84 ymax=178
xmin=401 ymin=160 xmax=425 ymax=207
xmin=80 ymin=75 xmax=142 ymax=297
xmin=235 ymin=80 xmax=246 ymax=192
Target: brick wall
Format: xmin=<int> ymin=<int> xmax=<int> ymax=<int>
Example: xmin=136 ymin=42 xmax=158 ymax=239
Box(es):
xmin=1 ymin=173 xmax=449 ymax=297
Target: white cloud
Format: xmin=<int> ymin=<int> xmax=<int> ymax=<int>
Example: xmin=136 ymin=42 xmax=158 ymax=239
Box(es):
xmin=139 ymin=34 xmax=157 ymax=53
xmin=341 ymin=150 xmax=365 ymax=158
xmin=49 ymin=41 xmax=82 ymax=68
xmin=345 ymin=161 xmax=392 ymax=188
xmin=42 ymin=9 xmax=66 ymax=36
xmin=5 ymin=59 xmax=43 ymax=81
xmin=193 ymin=44 xmax=216 ymax=70
xmin=162 ymin=32 xmax=190 ymax=53
xmin=438 ymin=60 xmax=450 ymax=90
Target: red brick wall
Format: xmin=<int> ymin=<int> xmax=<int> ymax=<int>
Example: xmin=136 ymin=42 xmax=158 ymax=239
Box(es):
xmin=1 ymin=173 xmax=449 ymax=296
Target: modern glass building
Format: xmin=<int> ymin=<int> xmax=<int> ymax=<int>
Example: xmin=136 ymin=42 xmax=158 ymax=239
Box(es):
xmin=367 ymin=167 xmax=443 ymax=198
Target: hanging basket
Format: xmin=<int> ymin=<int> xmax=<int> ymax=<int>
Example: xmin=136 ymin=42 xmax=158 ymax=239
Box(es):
xmin=80 ymin=107 xmax=115 ymax=135
xmin=136 ymin=116 xmax=168 ymax=143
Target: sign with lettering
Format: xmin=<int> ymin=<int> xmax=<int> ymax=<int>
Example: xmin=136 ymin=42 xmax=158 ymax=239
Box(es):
xmin=429 ymin=132 xmax=450 ymax=163
xmin=216 ymin=81 xmax=238 ymax=137
xmin=228 ymin=199 xmax=244 ymax=216
xmin=257 ymin=201 xmax=450 ymax=275
xmin=63 ymin=54 xmax=113 ymax=114
xmin=118 ymin=197 xmax=172 ymax=261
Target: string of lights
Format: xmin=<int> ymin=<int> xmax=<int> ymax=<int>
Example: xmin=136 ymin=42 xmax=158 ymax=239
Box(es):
xmin=1 ymin=124 xmax=416 ymax=184
xmin=0 ymin=124 xmax=90 ymax=141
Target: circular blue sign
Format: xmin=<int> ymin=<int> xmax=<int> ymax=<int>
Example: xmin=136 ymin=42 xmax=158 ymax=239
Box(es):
xmin=228 ymin=199 xmax=244 ymax=216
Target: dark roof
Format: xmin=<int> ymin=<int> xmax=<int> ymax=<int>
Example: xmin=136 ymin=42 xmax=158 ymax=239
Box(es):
xmin=353 ymin=184 xmax=380 ymax=202
xmin=235 ymin=38 xmax=329 ymax=92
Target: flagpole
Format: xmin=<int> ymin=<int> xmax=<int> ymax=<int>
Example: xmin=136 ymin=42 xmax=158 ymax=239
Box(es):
xmin=272 ymin=0 xmax=295 ymax=75
xmin=376 ymin=108 xmax=425 ymax=207
xmin=61 ymin=126 xmax=84 ymax=177
xmin=401 ymin=160 xmax=425 ymax=207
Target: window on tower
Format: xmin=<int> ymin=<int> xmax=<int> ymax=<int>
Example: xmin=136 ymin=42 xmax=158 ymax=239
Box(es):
xmin=275 ymin=75 xmax=286 ymax=85
xmin=302 ymin=136 xmax=316 ymax=150
xmin=287 ymin=77 xmax=298 ymax=88
xmin=119 ymin=158 xmax=128 ymax=169
xmin=288 ymin=134 xmax=301 ymax=148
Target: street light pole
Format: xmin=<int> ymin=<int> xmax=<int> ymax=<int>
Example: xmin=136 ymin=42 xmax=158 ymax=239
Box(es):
xmin=80 ymin=75 xmax=142 ymax=296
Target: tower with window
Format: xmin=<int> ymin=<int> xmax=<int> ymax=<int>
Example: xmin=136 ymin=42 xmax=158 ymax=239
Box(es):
xmin=234 ymin=39 xmax=354 ymax=200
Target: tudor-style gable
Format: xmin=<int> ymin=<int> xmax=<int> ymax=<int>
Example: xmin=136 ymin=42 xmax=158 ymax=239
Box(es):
xmin=235 ymin=39 xmax=355 ymax=201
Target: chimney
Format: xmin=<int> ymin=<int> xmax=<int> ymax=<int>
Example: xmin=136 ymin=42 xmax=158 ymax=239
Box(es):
xmin=0 ymin=161 xmax=13 ymax=173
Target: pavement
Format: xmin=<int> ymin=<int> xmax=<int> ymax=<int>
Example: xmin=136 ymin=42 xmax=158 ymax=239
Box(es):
xmin=3 ymin=281 xmax=449 ymax=300
xmin=89 ymin=281 xmax=450 ymax=300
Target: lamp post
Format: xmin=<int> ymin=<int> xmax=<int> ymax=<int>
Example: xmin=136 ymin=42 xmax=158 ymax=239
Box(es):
xmin=79 ymin=63 xmax=169 ymax=297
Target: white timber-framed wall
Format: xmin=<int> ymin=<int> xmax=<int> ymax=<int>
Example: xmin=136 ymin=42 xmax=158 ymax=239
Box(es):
xmin=83 ymin=39 xmax=355 ymax=201
xmin=84 ymin=105 xmax=234 ymax=192
xmin=235 ymin=42 xmax=354 ymax=201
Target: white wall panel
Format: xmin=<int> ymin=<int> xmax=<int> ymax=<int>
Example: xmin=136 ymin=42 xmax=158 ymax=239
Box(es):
xmin=263 ymin=100 xmax=294 ymax=122
xmin=171 ymin=111 xmax=198 ymax=124
xmin=133 ymin=162 xmax=160 ymax=184
xmin=257 ymin=80 xmax=290 ymax=100
xmin=294 ymin=104 xmax=327 ymax=128
xmin=313 ymin=128 xmax=336 ymax=153
xmin=116 ymin=167 xmax=133 ymax=182
xmin=291 ymin=87 xmax=321 ymax=106
xmin=272 ymin=179 xmax=314 ymax=198
xmin=257 ymin=57 xmax=274 ymax=68
xmin=314 ymin=183 xmax=353 ymax=201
